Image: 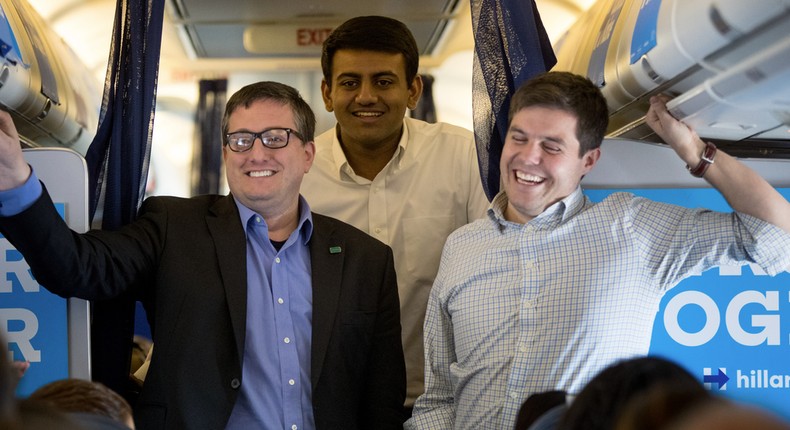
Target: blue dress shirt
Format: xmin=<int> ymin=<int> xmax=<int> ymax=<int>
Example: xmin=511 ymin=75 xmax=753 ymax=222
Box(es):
xmin=226 ymin=197 xmax=315 ymax=430
xmin=0 ymin=169 xmax=42 ymax=216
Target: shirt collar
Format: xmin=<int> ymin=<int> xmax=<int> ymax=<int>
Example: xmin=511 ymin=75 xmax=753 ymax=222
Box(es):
xmin=488 ymin=186 xmax=586 ymax=229
xmin=330 ymin=119 xmax=409 ymax=177
xmin=560 ymin=187 xmax=586 ymax=221
xmin=488 ymin=191 xmax=509 ymax=223
xmin=233 ymin=195 xmax=314 ymax=244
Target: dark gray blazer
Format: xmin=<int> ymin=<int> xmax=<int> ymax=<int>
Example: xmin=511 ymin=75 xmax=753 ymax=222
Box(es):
xmin=0 ymin=187 xmax=405 ymax=429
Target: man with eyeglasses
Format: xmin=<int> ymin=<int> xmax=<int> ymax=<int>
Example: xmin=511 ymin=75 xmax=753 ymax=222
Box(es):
xmin=0 ymin=81 xmax=406 ymax=429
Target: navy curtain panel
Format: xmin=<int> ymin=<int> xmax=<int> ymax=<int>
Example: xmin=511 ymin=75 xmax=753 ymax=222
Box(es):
xmin=470 ymin=0 xmax=557 ymax=201
xmin=193 ymin=79 xmax=227 ymax=195
xmin=83 ymin=0 xmax=164 ymax=399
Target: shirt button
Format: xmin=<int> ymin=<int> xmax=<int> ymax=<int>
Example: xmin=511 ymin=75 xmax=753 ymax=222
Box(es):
xmin=510 ymin=391 xmax=519 ymax=399
xmin=284 ymin=337 xmax=291 ymax=344
xmin=278 ymin=298 xmax=284 ymax=304
xmin=291 ymin=425 xmax=298 ymax=430
xmin=230 ymin=378 xmax=241 ymax=389
xmin=255 ymin=217 xmax=261 ymax=223
xmin=375 ymin=228 xmax=382 ymax=234
xmin=519 ymin=344 xmax=528 ymax=353
xmin=275 ymin=257 xmax=281 ymax=263
xmin=289 ymin=379 xmax=295 ymax=386
xmin=524 ymin=300 xmax=534 ymax=309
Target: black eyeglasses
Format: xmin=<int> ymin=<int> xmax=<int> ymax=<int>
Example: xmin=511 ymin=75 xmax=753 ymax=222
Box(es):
xmin=224 ymin=128 xmax=304 ymax=152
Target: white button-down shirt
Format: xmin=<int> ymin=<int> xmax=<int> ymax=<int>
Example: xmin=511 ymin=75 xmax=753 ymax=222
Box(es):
xmin=301 ymin=116 xmax=489 ymax=404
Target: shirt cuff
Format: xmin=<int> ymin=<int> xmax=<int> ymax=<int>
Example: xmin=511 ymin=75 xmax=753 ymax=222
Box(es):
xmin=0 ymin=168 xmax=43 ymax=217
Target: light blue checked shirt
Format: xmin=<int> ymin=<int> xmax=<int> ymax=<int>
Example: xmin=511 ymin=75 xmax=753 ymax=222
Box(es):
xmin=407 ymin=187 xmax=790 ymax=430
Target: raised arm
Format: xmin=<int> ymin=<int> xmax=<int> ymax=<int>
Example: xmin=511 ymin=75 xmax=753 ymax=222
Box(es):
xmin=0 ymin=109 xmax=32 ymax=191
xmin=646 ymin=95 xmax=790 ymax=233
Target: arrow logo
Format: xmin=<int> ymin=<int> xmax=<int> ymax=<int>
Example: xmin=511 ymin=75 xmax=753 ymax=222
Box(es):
xmin=703 ymin=368 xmax=730 ymax=389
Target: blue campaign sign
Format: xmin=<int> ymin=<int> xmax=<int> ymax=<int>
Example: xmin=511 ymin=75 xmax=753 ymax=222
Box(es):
xmin=585 ymin=187 xmax=790 ymax=421
xmin=1 ymin=205 xmax=69 ymax=396
xmin=0 ymin=148 xmax=91 ymax=396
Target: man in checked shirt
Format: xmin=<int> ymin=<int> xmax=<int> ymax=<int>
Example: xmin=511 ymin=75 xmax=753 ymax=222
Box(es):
xmin=407 ymin=71 xmax=790 ymax=429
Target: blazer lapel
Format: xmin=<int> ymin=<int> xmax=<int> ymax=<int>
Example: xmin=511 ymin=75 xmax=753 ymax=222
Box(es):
xmin=206 ymin=195 xmax=248 ymax=362
xmin=309 ymin=214 xmax=345 ymax=390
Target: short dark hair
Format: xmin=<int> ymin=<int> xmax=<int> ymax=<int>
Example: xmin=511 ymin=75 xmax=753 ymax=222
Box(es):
xmin=509 ymin=71 xmax=609 ymax=155
xmin=28 ymin=378 xmax=133 ymax=426
xmin=222 ymin=81 xmax=316 ymax=143
xmin=558 ymin=356 xmax=706 ymax=430
xmin=321 ymin=16 xmax=420 ymax=86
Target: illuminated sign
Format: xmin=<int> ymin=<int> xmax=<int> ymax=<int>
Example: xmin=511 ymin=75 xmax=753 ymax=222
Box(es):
xmin=243 ymin=23 xmax=338 ymax=54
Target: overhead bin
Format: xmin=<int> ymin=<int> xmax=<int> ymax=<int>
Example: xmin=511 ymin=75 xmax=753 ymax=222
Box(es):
xmin=552 ymin=0 xmax=790 ymax=159
xmin=0 ymin=0 xmax=99 ymax=155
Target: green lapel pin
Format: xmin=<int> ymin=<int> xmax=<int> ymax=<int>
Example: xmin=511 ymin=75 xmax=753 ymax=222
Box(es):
xmin=329 ymin=246 xmax=342 ymax=254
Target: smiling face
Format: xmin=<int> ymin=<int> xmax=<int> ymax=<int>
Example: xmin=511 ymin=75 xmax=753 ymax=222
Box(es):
xmin=501 ymin=106 xmax=600 ymax=224
xmin=223 ymin=99 xmax=315 ymax=218
xmin=321 ymin=49 xmax=422 ymax=152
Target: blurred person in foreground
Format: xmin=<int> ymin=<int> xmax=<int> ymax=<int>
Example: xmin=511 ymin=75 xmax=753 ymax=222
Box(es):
xmin=513 ymin=390 xmax=566 ymax=430
xmin=2 ymin=332 xmax=85 ymax=430
xmin=616 ymin=386 xmax=790 ymax=430
xmin=663 ymin=397 xmax=790 ymax=430
xmin=558 ymin=356 xmax=708 ymax=430
xmin=29 ymin=378 xmax=134 ymax=429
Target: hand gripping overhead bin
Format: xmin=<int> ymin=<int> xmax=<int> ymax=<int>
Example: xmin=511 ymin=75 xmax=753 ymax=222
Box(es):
xmin=553 ymin=0 xmax=790 ymax=158
xmin=0 ymin=0 xmax=99 ymax=155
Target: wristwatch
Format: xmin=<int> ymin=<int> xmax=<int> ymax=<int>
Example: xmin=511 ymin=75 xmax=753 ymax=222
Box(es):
xmin=687 ymin=141 xmax=717 ymax=178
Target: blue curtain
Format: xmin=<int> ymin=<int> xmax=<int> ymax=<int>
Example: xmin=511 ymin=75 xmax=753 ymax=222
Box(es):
xmin=83 ymin=0 xmax=164 ymax=398
xmin=470 ymin=0 xmax=557 ymax=201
